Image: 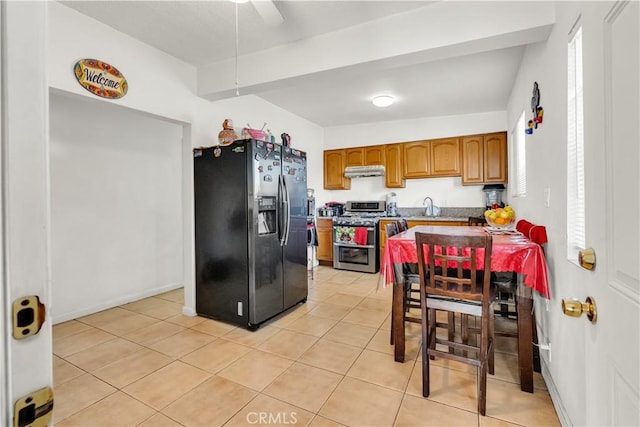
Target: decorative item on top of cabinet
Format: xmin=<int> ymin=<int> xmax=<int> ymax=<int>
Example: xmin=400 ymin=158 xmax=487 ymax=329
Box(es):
xmin=316 ymin=218 xmax=334 ymax=265
xmin=218 ymin=119 xmax=238 ymax=146
xmin=461 ymin=132 xmax=508 ymax=185
xmin=324 ymin=149 xmax=350 ymax=190
xmin=385 ymin=143 xmax=405 ymax=188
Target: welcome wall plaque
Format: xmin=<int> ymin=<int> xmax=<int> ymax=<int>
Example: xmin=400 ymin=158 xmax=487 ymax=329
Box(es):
xmin=73 ymin=59 xmax=128 ymax=99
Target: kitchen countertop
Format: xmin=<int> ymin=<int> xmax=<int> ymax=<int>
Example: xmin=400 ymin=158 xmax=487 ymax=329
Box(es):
xmin=381 ymin=216 xmax=469 ymax=222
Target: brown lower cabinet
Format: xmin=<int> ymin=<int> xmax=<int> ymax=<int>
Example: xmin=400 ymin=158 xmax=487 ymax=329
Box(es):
xmin=379 ymin=219 xmax=466 ymax=261
xmin=316 ymin=218 xmax=334 ymax=265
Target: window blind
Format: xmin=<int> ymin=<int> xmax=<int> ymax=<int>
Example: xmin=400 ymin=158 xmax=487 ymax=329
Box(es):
xmin=510 ymin=111 xmax=527 ymax=197
xmin=567 ymin=26 xmax=586 ymax=263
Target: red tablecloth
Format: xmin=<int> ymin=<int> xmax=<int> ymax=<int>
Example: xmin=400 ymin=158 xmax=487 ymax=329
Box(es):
xmin=381 ymin=225 xmax=550 ymax=299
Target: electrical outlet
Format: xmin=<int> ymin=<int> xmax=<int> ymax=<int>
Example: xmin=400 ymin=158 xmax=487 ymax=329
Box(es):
xmin=538 ymin=342 xmax=551 ymax=363
xmin=546 ymin=342 xmax=551 ymax=363
xmin=544 ymin=188 xmax=551 ymax=208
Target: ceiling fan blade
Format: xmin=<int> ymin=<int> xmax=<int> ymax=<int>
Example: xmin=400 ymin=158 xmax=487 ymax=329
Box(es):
xmin=251 ymin=0 xmax=284 ymax=26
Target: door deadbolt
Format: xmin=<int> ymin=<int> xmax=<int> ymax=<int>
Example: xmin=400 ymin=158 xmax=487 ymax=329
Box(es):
xmin=578 ymin=248 xmax=596 ymax=270
xmin=13 ymin=386 xmax=54 ymax=427
xmin=12 ymin=296 xmax=46 ymax=339
xmin=562 ymin=296 xmax=597 ymax=323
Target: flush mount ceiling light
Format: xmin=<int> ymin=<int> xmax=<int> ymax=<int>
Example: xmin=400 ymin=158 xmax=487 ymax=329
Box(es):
xmin=372 ymin=95 xmax=394 ymax=108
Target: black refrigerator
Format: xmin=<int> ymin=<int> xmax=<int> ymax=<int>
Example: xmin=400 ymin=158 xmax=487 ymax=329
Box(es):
xmin=194 ymin=139 xmax=308 ymax=329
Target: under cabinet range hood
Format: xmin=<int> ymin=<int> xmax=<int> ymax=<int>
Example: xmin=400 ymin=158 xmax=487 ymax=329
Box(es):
xmin=344 ymin=165 xmax=385 ymax=178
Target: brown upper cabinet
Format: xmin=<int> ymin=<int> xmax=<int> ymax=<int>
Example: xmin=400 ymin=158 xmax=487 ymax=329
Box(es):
xmin=461 ymin=132 xmax=508 ymax=185
xmin=345 ymin=146 xmax=385 ymax=167
xmin=364 ymin=146 xmax=385 ymax=165
xmin=324 ymin=149 xmax=350 ymax=190
xmin=484 ymin=133 xmax=508 ymax=183
xmin=402 ymin=140 xmax=430 ymax=178
xmin=345 ymin=148 xmax=364 ymax=167
xmin=323 ymin=131 xmax=505 ymax=189
xmin=403 ymin=138 xmax=460 ymax=178
xmin=384 ymin=143 xmax=405 ymax=188
xmin=430 ymin=137 xmax=461 ymax=177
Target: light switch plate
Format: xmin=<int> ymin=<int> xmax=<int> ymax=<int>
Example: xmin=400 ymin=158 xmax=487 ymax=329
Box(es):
xmin=544 ymin=188 xmax=551 ymax=208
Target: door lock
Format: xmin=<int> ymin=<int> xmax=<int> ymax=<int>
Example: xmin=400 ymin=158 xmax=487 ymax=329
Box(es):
xmin=578 ymin=247 xmax=596 ymax=270
xmin=562 ymin=296 xmax=597 ymax=323
xmin=12 ymin=296 xmax=46 ymax=339
xmin=13 ymin=386 xmax=54 ymax=427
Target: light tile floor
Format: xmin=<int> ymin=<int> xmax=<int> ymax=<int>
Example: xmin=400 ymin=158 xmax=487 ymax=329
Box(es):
xmin=52 ymin=266 xmax=560 ymax=426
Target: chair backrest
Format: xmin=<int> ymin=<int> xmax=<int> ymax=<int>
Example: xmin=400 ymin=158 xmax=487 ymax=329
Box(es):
xmin=415 ymin=232 xmax=493 ymax=302
xmin=396 ymin=218 xmax=408 ymax=232
xmin=385 ymin=222 xmax=399 ymax=238
xmin=468 ymin=216 xmax=487 ymax=226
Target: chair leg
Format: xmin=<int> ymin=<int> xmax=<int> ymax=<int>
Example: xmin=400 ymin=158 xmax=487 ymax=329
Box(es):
xmin=448 ymin=312 xmax=455 ymax=354
xmin=422 ymin=305 xmax=431 ymax=397
xmin=478 ymin=313 xmax=489 ymax=416
xmin=532 ymin=309 xmax=541 ymax=373
xmin=461 ymin=314 xmax=469 ymax=358
xmin=390 ymin=316 xmax=394 ymax=345
xmin=499 ymin=292 xmax=510 ymax=317
xmin=405 ymin=286 xmax=412 ymax=313
xmin=488 ymin=310 xmax=495 ymax=375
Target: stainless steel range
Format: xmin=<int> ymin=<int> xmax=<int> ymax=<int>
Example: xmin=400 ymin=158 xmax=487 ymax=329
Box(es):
xmin=333 ymin=201 xmax=386 ymax=273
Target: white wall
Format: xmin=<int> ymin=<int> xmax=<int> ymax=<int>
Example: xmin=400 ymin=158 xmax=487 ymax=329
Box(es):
xmin=505 ymin=2 xmax=605 ymax=425
xmin=49 ymin=92 xmax=184 ymax=322
xmin=322 ymin=111 xmax=507 ymax=208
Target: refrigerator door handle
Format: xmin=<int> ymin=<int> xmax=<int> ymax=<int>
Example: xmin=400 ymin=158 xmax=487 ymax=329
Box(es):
xmin=283 ymin=176 xmax=291 ymax=246
xmin=277 ymin=175 xmax=285 ymax=245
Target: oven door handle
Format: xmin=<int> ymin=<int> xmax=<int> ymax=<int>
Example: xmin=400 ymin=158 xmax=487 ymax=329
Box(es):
xmin=333 ymin=226 xmax=376 ymax=231
xmin=334 ymin=243 xmax=376 ymax=249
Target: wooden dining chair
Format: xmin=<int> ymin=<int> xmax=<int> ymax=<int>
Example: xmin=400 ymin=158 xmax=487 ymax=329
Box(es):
xmin=396 ymin=218 xmax=408 ymax=232
xmin=387 ymin=222 xmax=422 ymax=345
xmin=385 ymin=222 xmax=398 ymax=238
xmin=468 ymin=216 xmax=487 ymax=226
xmin=415 ymin=231 xmax=495 ymax=416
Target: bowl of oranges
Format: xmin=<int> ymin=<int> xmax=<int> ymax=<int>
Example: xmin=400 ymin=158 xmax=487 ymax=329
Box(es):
xmin=484 ymin=205 xmax=516 ymax=229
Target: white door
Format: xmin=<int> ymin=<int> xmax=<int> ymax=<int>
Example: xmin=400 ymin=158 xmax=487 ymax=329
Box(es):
xmin=1 ymin=1 xmax=54 ymax=425
xmin=581 ymin=1 xmax=639 ymax=425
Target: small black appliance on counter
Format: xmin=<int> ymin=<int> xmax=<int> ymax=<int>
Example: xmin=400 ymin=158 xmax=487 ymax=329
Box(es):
xmin=319 ymin=202 xmax=344 ymax=217
xmin=483 ymin=184 xmax=505 ymax=208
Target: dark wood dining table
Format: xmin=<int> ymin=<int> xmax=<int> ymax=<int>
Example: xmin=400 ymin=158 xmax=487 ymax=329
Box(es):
xmin=380 ymin=225 xmax=550 ymax=393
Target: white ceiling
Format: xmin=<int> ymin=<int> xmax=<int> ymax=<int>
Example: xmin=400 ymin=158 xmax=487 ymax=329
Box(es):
xmin=60 ymin=1 xmax=553 ymax=127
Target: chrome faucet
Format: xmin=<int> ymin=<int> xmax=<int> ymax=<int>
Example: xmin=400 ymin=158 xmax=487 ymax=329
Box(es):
xmin=423 ymin=197 xmax=434 ymax=216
